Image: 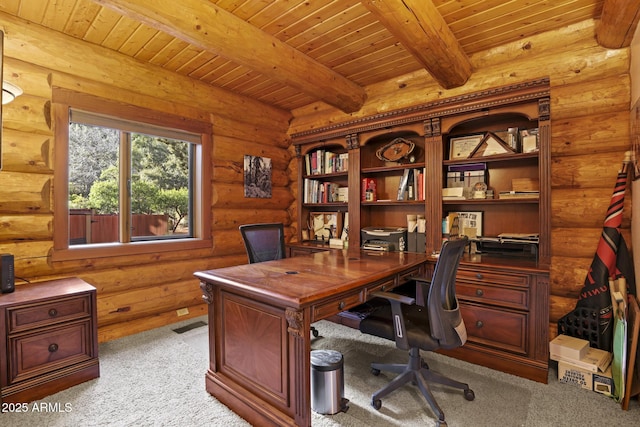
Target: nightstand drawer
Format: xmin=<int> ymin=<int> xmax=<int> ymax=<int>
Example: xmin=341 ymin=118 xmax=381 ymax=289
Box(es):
xmin=8 ymin=320 xmax=94 ymax=384
xmin=8 ymin=295 xmax=92 ymax=334
xmin=461 ymin=304 xmax=527 ymax=355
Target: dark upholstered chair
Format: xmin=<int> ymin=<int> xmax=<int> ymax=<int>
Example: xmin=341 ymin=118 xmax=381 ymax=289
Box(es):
xmin=359 ymin=237 xmax=473 ymax=427
xmin=239 ymin=223 xmax=319 ymax=337
xmin=239 ymin=222 xmax=286 ymax=263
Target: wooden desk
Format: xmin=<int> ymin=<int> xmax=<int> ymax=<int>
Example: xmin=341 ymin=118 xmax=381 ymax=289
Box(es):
xmin=195 ymin=249 xmax=427 ymax=426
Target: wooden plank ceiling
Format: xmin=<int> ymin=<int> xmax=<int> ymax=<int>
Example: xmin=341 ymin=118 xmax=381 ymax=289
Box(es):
xmin=0 ymin=0 xmax=636 ymax=113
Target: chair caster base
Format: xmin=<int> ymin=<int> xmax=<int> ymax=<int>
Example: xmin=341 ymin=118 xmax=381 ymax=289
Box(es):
xmin=464 ymin=388 xmax=475 ymax=401
xmin=371 ymin=398 xmax=382 ymax=410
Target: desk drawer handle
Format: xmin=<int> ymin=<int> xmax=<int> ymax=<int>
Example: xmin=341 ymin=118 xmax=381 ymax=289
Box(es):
xmin=475 ymin=321 xmax=484 ymax=328
xmin=475 ymin=273 xmax=483 ymax=280
xmin=338 ymin=301 xmax=345 ymax=310
xmin=48 ymin=308 xmax=58 ymax=317
xmin=48 ymin=343 xmax=59 ymax=353
xmin=475 ymin=289 xmax=484 ymax=297
xmin=381 ymin=285 xmax=387 ymax=291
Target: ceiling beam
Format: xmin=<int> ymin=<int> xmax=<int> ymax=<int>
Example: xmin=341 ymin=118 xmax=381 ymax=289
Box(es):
xmin=360 ymin=0 xmax=472 ymax=89
xmin=93 ymin=0 xmax=367 ymax=113
xmin=596 ymin=0 xmax=640 ymax=48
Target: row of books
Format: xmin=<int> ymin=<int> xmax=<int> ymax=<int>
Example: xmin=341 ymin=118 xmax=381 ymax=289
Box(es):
xmin=304 ymin=150 xmax=348 ymax=176
xmin=397 ymin=168 xmax=425 ymax=201
xmin=303 ymin=179 xmax=348 ymax=204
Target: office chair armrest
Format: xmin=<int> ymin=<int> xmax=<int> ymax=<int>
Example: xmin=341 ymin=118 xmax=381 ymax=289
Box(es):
xmin=370 ymin=291 xmax=416 ymax=306
xmin=370 ymin=291 xmax=415 ymax=350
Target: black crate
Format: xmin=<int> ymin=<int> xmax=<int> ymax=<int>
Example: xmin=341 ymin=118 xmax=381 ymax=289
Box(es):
xmin=557 ymin=307 xmax=602 ymax=350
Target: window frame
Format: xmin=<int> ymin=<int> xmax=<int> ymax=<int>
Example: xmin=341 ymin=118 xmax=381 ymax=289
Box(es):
xmin=52 ymin=88 xmax=212 ymax=261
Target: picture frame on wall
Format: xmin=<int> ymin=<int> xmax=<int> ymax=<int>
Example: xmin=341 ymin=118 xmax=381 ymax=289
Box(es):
xmin=449 ymin=134 xmax=484 ymax=160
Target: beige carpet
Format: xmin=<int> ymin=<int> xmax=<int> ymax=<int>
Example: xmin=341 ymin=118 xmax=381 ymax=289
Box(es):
xmin=2 ymin=316 xmax=639 ymax=426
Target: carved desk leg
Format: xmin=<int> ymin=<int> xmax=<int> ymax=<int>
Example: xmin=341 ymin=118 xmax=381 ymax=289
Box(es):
xmin=286 ymin=307 xmax=312 ymax=426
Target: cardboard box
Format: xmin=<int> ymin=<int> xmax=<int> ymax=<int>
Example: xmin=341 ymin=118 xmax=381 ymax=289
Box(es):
xmin=549 ymin=334 xmax=589 ymax=361
xmin=550 ymin=345 xmax=612 ymax=373
xmin=558 ymin=361 xmax=614 ymax=397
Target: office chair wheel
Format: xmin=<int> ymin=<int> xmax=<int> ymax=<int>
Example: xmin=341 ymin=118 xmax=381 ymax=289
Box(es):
xmin=311 ymin=327 xmax=319 ymax=338
xmin=371 ymin=398 xmax=382 ymax=410
xmin=370 ymin=367 xmax=380 ymax=376
xmin=436 ymin=420 xmax=447 ymax=427
xmin=464 ymin=388 xmax=475 ymax=401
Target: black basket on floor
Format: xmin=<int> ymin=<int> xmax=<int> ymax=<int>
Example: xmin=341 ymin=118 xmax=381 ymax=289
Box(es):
xmin=557 ymin=306 xmax=603 ymax=350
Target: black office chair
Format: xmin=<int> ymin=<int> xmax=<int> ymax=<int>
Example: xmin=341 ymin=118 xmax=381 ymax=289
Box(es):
xmin=239 ymin=222 xmax=286 ymax=263
xmin=239 ymin=223 xmax=320 ymax=337
xmin=359 ymin=237 xmax=474 ymax=427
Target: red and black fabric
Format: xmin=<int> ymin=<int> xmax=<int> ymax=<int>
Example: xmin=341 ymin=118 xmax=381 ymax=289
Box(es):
xmin=559 ymin=163 xmax=636 ymax=352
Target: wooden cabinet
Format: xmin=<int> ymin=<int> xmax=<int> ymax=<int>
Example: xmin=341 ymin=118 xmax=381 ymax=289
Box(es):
xmin=0 ymin=278 xmax=99 ymax=403
xmin=291 ymin=79 xmax=551 ymax=382
xmin=436 ymin=259 xmax=549 ymax=383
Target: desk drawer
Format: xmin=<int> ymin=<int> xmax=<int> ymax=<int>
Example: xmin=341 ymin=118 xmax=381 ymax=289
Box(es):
xmin=399 ymin=266 xmax=422 ymax=284
xmin=461 ymin=303 xmax=527 ymax=355
xmin=8 ymin=320 xmax=94 ymax=384
xmin=457 ymin=268 xmax=529 ymax=287
xmin=456 ymin=283 xmax=528 ymax=310
xmin=8 ymin=295 xmax=92 ymax=334
xmin=367 ymin=278 xmax=396 ymax=296
xmin=312 ymin=291 xmax=365 ymax=321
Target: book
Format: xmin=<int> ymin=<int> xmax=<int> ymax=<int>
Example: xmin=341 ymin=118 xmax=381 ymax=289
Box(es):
xmin=397 ymin=169 xmax=411 ymax=200
xmin=498 ymin=191 xmax=539 ymax=199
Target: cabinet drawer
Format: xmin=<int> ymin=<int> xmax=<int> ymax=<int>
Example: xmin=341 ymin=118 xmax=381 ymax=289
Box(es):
xmin=457 ymin=283 xmax=528 ymax=310
xmin=461 ymin=304 xmax=527 ymax=355
xmin=312 ymin=291 xmax=365 ymax=321
xmin=8 ymin=295 xmax=92 ymax=334
xmin=399 ymin=266 xmax=422 ymax=285
xmin=9 ymin=320 xmax=95 ymax=384
xmin=457 ymin=269 xmax=529 ymax=287
xmin=367 ymin=278 xmax=396 ymax=296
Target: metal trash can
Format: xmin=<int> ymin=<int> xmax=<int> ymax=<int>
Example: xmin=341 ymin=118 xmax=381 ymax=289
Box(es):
xmin=310 ymin=349 xmax=349 ymax=415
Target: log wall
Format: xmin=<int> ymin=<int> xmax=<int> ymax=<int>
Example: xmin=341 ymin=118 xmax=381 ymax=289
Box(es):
xmin=0 ymin=12 xmax=293 ymax=342
xmin=288 ymin=19 xmax=633 ymax=340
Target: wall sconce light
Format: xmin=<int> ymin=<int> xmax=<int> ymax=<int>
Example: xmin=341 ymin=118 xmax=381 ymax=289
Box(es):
xmin=2 ymin=81 xmax=22 ymax=105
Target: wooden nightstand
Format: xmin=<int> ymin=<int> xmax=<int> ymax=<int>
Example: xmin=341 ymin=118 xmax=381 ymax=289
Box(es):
xmin=0 ymin=277 xmax=99 ymax=404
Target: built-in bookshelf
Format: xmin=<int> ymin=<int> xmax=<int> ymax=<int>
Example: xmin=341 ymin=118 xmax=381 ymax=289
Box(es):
xmin=291 ymin=79 xmax=552 ymax=383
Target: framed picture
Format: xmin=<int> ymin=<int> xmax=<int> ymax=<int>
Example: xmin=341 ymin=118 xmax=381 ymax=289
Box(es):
xmin=456 ymin=211 xmax=483 ymax=237
xmin=449 ymin=134 xmax=484 ymax=160
xmin=308 ymin=212 xmax=343 ymax=242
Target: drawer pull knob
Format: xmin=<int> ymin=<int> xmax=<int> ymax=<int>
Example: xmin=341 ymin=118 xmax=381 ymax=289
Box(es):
xmin=476 ymin=289 xmax=484 ymax=297
xmin=338 ymin=301 xmax=345 ymax=310
xmin=48 ymin=343 xmax=59 ymax=353
xmin=476 ymin=321 xmax=484 ymax=328
xmin=476 ymin=273 xmax=483 ymax=280
xmin=48 ymin=308 xmax=58 ymax=317
xmin=381 ymin=285 xmax=386 ymax=291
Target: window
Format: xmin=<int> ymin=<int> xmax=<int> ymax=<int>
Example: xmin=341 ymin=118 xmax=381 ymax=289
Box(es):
xmin=53 ymin=89 xmax=211 ymax=261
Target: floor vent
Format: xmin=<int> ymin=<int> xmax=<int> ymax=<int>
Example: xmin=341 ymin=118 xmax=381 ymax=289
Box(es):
xmin=172 ymin=321 xmax=207 ymax=334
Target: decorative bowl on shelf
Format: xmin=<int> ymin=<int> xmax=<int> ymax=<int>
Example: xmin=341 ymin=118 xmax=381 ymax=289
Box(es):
xmin=375 ymin=137 xmax=415 ymax=162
